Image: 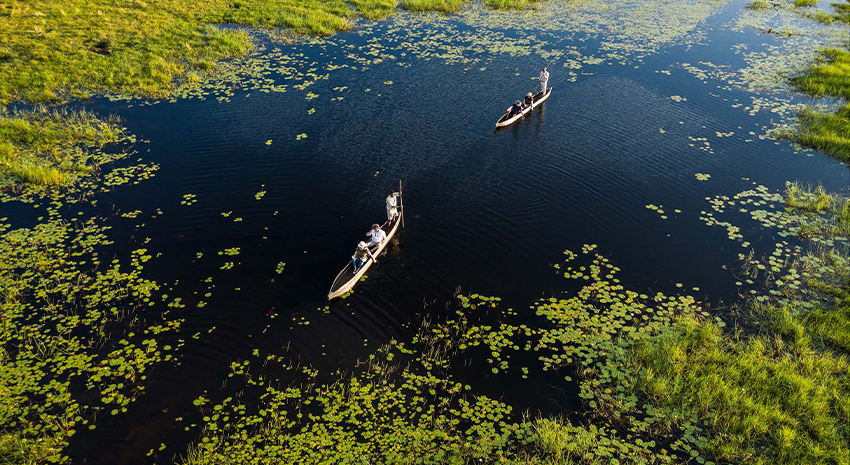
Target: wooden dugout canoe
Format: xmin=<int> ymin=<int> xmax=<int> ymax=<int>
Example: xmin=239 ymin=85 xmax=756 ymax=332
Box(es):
xmin=495 ymin=87 xmax=552 ymax=128
xmin=327 ymin=187 xmax=403 ymax=300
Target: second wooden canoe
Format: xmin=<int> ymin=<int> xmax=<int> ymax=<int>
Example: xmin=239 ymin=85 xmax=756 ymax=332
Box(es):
xmin=495 ymin=87 xmax=552 ymax=128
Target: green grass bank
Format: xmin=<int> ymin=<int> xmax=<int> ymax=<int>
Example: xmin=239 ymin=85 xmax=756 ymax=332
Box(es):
xmin=0 ymin=0 xmax=548 ymax=107
xmin=790 ymin=0 xmax=850 ymax=161
xmin=0 ymin=0 xmax=550 ymax=190
xmin=0 ymin=108 xmax=129 ymax=188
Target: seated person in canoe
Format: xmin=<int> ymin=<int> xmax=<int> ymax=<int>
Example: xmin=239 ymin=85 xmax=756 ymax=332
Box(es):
xmin=523 ymin=92 xmax=534 ymax=108
xmin=506 ymin=100 xmax=523 ymax=117
xmin=352 ymin=241 xmax=376 ymax=270
xmin=366 ymin=223 xmax=387 ymax=250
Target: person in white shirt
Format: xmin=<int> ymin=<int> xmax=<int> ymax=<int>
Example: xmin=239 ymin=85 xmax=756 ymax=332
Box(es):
xmin=366 ymin=223 xmax=387 ymax=249
xmin=386 ymin=190 xmax=400 ymax=223
xmin=539 ymin=67 xmax=549 ymax=93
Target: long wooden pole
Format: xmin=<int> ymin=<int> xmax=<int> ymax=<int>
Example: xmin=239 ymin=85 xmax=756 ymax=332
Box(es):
xmin=399 ymin=179 xmax=404 ymax=228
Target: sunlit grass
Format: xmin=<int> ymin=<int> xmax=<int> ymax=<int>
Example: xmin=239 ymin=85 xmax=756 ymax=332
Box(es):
xmin=0 ymin=108 xmax=126 ymax=187
xmin=785 ymin=182 xmax=834 ymax=213
xmin=793 ymin=48 xmax=850 ymax=160
xmin=0 ymin=1 xmax=257 ymax=104
xmin=814 ymin=0 xmax=850 ymax=23
xmin=528 ymin=418 xmax=659 ymax=464
xmin=0 ymin=431 xmax=64 ymax=465
xmin=794 ymin=0 xmax=818 ymax=6
xmin=401 ymin=0 xmax=467 ymax=14
xmin=795 ymin=48 xmax=850 ymax=99
xmin=796 ymin=106 xmax=850 ymax=162
xmin=349 ymin=0 xmax=399 ymax=19
xmin=0 ymin=0 xmax=518 ymax=105
xmin=484 ymin=0 xmax=544 ymax=10
xmin=747 ymin=0 xmax=772 ymax=9
xmin=626 ymin=311 xmax=850 ymax=464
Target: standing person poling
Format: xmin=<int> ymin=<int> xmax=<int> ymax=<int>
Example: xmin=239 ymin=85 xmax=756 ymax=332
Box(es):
xmin=539 ymin=66 xmax=549 ymax=93
xmin=366 ymin=223 xmax=387 ymax=250
xmin=386 ymin=190 xmax=400 ymax=225
xmin=351 ymin=241 xmax=376 ymax=270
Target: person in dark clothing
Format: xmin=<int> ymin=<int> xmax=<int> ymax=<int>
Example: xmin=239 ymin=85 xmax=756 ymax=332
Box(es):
xmin=523 ymin=92 xmax=534 ymax=108
xmin=506 ymin=100 xmax=523 ymax=117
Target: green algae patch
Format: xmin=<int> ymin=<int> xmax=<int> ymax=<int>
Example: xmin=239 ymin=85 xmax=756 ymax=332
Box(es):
xmin=0 ymin=108 xmax=129 ymax=189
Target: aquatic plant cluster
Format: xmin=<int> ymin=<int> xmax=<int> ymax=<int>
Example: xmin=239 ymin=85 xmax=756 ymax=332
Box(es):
xmin=179 ymin=183 xmax=850 ymax=464
xmin=0 ymin=212 xmax=183 ymax=462
xmin=2 ymin=0 xmax=850 ymax=464
xmin=732 ymin=0 xmax=850 ymax=160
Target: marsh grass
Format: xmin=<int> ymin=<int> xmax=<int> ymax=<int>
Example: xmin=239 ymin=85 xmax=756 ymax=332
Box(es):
xmin=625 ymin=311 xmax=850 ymax=464
xmin=0 ymin=0 xmax=520 ymax=190
xmin=0 ymin=107 xmax=127 ymax=188
xmin=529 ymin=418 xmax=662 ymax=464
xmin=785 ymin=181 xmax=850 ymax=235
xmin=401 ymin=0 xmax=468 ymax=14
xmin=0 ymin=431 xmax=63 ymax=465
xmin=792 ymin=48 xmax=850 ymax=160
xmin=795 ymin=48 xmax=850 ymax=99
xmin=748 ymin=0 xmax=771 ymax=9
xmin=349 ymin=0 xmax=400 ymax=19
xmin=613 ymin=187 xmax=850 ymax=465
xmin=794 ymin=0 xmax=818 ymax=6
xmin=797 ymin=106 xmax=850 ymax=161
xmin=1 ymin=0 xmax=511 ymax=106
xmin=811 ymin=0 xmax=850 ymax=23
xmin=483 ymin=0 xmax=544 ymax=10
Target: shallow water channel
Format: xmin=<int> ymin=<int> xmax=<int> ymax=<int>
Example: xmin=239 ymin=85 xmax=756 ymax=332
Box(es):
xmin=7 ymin=0 xmax=849 ymax=462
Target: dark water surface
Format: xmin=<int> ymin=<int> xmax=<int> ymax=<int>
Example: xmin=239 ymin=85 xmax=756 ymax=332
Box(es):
xmin=9 ymin=1 xmax=848 ymax=463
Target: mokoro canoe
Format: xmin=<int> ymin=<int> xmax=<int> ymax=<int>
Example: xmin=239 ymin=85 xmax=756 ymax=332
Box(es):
xmin=495 ymin=87 xmax=552 ymax=128
xmin=327 ymin=186 xmax=403 ymax=300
